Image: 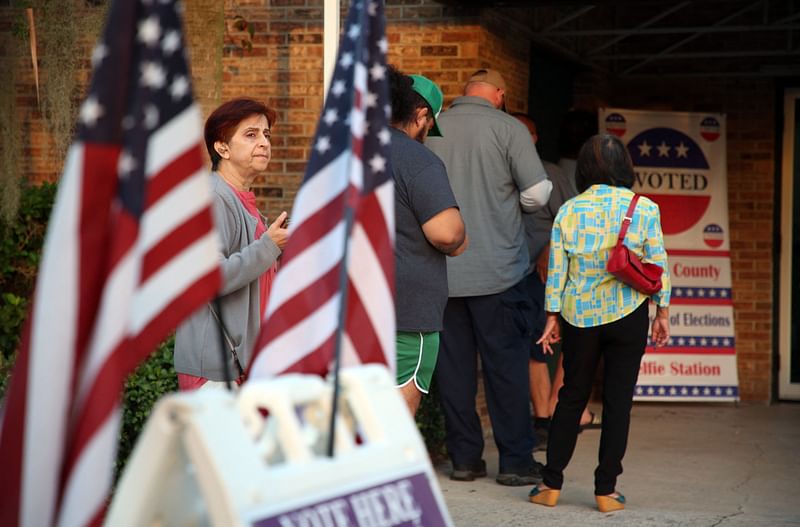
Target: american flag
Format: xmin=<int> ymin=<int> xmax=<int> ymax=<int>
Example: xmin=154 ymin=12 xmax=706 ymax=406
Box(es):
xmin=0 ymin=1 xmax=220 ymax=526
xmin=249 ymin=0 xmax=394 ymax=378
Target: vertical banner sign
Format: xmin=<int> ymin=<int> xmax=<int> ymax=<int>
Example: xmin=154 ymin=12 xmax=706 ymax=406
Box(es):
xmin=601 ymin=108 xmax=740 ymax=402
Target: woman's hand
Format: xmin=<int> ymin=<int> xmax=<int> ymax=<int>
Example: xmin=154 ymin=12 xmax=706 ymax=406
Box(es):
xmin=267 ymin=211 xmax=289 ymax=250
xmin=651 ymin=312 xmax=670 ymax=347
xmin=536 ymin=313 xmax=561 ymax=355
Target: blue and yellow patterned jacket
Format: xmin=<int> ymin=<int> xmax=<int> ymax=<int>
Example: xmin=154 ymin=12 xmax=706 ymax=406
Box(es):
xmin=545 ymin=184 xmax=671 ymax=328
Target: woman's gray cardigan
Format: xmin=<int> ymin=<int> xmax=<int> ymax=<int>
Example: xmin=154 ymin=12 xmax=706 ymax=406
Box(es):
xmin=174 ymin=173 xmax=281 ymax=380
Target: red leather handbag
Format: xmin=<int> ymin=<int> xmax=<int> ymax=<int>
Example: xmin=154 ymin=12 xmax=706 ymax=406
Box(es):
xmin=606 ymin=194 xmax=664 ymax=295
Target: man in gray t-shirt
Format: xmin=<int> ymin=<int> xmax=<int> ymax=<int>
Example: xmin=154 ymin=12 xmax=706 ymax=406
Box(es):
xmin=426 ymin=69 xmax=552 ymax=486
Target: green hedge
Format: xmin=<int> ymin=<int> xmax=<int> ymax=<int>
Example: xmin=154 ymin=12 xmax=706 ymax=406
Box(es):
xmin=115 ymin=337 xmax=178 ymax=480
xmin=0 ymin=182 xmax=56 ymax=362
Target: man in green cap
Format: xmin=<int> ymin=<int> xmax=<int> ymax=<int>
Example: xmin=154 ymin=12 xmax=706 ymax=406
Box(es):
xmin=387 ymin=65 xmax=468 ymax=416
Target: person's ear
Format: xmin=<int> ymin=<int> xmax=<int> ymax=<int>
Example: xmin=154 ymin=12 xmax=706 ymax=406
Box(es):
xmin=214 ymin=141 xmax=230 ymax=159
xmin=416 ymin=107 xmax=429 ymax=126
xmin=497 ymin=89 xmax=506 ymax=110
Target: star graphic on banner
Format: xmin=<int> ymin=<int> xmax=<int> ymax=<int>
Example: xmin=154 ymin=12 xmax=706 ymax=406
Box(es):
xmin=715 ymin=387 xmax=722 ymax=395
xmin=721 ymin=289 xmax=729 ymax=297
xmin=711 ymin=338 xmax=720 ymax=346
xmin=348 ymin=24 xmax=361 ymax=40
xmin=674 ymin=288 xmax=683 ymax=297
xmin=686 ymin=288 xmax=695 ymax=297
xmin=315 ymin=136 xmax=331 ymax=154
xmin=681 ymin=387 xmax=689 ymax=395
xmin=698 ymin=289 xmax=706 ymax=297
xmin=141 ymin=61 xmax=167 ymax=89
xmin=369 ymin=154 xmax=387 ymax=173
xmin=700 ymin=338 xmax=708 ymax=346
xmin=80 ymin=96 xmax=104 ymax=126
xmin=368 ymin=1 xmax=378 ymax=16
xmin=703 ymin=387 xmax=711 ymax=395
xmin=369 ymin=63 xmax=386 ymax=81
xmin=323 ymin=108 xmax=339 ymax=126
xmin=170 ymin=76 xmax=189 ymax=100
xmin=723 ymin=338 xmax=731 ymax=346
xmin=117 ymin=151 xmax=137 ymax=179
xmin=692 ymin=387 xmax=700 ymax=395
xmin=647 ymin=387 xmax=655 ymax=395
xmin=635 ymin=386 xmax=644 ymax=395
xmin=669 ymin=387 xmax=677 ymax=395
xmin=675 ymin=141 xmax=689 ymax=158
xmin=384 ymin=104 xmax=391 ymax=118
xmin=365 ymin=91 xmax=378 ymax=108
xmin=339 ymin=52 xmax=354 ymax=69
xmin=377 ymin=127 xmax=391 ymax=145
xmin=658 ymin=387 xmax=666 ymax=395
xmin=667 ymin=337 xmax=674 ymax=345
xmin=162 ymin=29 xmax=181 ymax=55
xmin=709 ymin=289 xmax=718 ymax=297
xmin=689 ymin=337 xmax=697 ymax=346
xmin=138 ymin=16 xmax=162 ymax=47
xmin=657 ymin=141 xmax=671 ymax=157
xmin=377 ymin=37 xmax=388 ymax=54
xmin=678 ymin=337 xmax=686 ymax=345
xmin=144 ymin=104 xmax=160 ymax=129
xmin=726 ymin=387 xmax=734 ymax=395
xmin=331 ymin=80 xmax=346 ymax=98
xmin=637 ymin=141 xmax=652 ymax=157
xmin=91 ymin=44 xmax=109 ymax=67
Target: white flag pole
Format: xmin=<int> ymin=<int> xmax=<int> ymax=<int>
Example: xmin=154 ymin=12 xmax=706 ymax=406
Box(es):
xmin=323 ymin=0 xmax=340 ymax=103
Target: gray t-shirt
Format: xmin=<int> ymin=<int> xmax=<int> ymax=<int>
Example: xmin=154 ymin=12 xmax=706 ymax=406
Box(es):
xmin=523 ymin=160 xmax=578 ymax=273
xmin=391 ymin=128 xmax=459 ymax=332
xmin=426 ymin=96 xmax=548 ymax=297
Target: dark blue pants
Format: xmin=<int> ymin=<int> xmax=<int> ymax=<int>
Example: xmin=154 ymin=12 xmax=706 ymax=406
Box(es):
xmin=435 ymin=279 xmax=535 ymax=472
xmin=542 ymin=301 xmax=649 ymax=495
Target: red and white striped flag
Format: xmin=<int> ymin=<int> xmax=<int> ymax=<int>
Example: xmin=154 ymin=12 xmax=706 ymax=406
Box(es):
xmin=249 ymin=0 xmax=394 ymax=378
xmin=0 ymin=1 xmax=220 ymax=525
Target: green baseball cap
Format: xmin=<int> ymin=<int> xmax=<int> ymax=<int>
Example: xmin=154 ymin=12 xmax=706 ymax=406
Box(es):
xmin=409 ymin=74 xmax=444 ymax=137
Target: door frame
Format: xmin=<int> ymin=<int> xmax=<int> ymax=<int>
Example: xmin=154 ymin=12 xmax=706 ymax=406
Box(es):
xmin=778 ymin=86 xmax=800 ymax=400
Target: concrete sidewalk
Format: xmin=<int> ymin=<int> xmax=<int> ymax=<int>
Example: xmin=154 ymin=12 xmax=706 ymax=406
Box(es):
xmin=434 ymin=403 xmax=800 ymax=526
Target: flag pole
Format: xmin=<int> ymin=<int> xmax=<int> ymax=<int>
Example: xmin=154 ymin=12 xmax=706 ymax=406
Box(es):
xmin=326 ymin=201 xmax=355 ymax=457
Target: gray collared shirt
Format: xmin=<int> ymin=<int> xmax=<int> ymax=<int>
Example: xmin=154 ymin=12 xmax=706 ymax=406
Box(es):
xmin=426 ymin=96 xmax=548 ymax=296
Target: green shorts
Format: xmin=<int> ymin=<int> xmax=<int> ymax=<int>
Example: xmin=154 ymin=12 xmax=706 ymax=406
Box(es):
xmin=395 ymin=331 xmax=440 ymax=394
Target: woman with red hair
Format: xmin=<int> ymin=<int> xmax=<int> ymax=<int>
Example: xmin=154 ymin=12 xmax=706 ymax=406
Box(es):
xmin=175 ymin=98 xmax=289 ymax=389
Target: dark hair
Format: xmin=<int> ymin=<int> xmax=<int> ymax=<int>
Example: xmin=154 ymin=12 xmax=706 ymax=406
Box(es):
xmin=575 ymin=134 xmax=635 ymax=192
xmin=204 ymin=98 xmax=277 ymax=170
xmin=558 ymin=109 xmax=598 ymax=159
xmin=387 ymin=64 xmax=432 ymax=128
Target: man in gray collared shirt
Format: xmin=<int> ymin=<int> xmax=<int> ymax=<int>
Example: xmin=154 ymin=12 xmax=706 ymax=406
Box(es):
xmin=426 ymin=69 xmax=552 ymax=486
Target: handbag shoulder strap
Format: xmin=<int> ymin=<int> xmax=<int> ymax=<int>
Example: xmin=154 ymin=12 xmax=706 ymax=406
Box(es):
xmin=208 ymin=303 xmax=246 ymax=376
xmin=616 ymin=194 xmax=640 ymax=247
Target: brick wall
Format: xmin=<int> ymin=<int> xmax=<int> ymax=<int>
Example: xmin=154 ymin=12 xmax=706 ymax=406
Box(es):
xmin=2 ymin=1 xmax=774 ymax=401
xmin=1 ymin=4 xmax=104 ymax=185
xmin=574 ymin=76 xmax=775 ymax=401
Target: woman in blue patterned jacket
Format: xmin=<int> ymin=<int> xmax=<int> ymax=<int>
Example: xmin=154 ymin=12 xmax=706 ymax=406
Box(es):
xmin=528 ymin=134 xmax=671 ymax=512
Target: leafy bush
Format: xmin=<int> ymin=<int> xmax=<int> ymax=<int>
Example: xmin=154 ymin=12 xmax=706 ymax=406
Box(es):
xmin=0 ymin=182 xmax=57 ymax=360
xmin=115 ymin=336 xmax=179 ymax=480
xmin=415 ymin=379 xmax=447 ymax=464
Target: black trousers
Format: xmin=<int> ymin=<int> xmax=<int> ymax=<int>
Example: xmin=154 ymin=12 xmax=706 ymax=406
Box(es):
xmin=542 ymin=301 xmax=649 ymax=495
xmin=435 ymin=279 xmax=535 ymax=472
